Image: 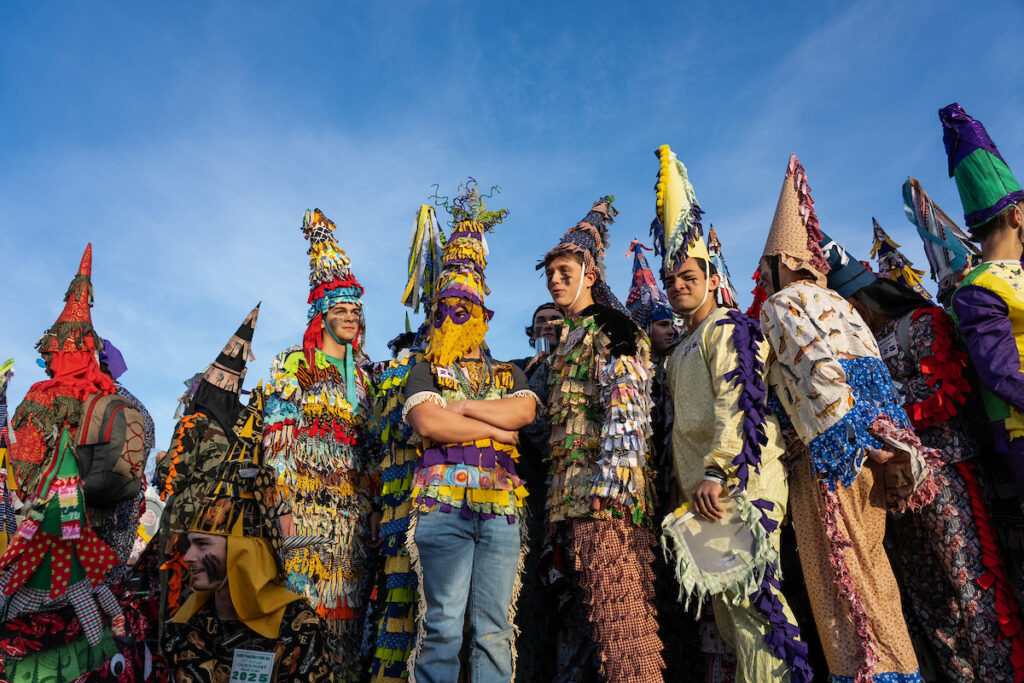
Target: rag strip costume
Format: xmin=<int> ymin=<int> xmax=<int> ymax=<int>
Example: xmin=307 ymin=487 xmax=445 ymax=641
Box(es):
xmin=156 ymin=305 xmax=259 ymax=624
xmin=263 ymin=208 xmax=377 ymax=681
xmin=0 ymin=245 xmax=140 ymax=682
xmin=902 ymin=179 xmax=980 ymax=306
xmin=869 ymin=220 xmax=931 ymax=298
xmin=164 ymin=385 xmax=332 ymax=683
xmin=402 ymin=180 xmax=536 ymax=683
xmin=759 ymin=156 xmax=934 ymax=683
xmin=653 ymin=144 xmax=810 ymax=683
xmin=625 ymin=238 xmax=697 ymax=681
xmin=369 ymin=204 xmax=445 ymax=683
xmin=827 ymin=237 xmax=1024 ymax=682
xmin=943 ymin=103 xmax=1024 ymax=511
xmin=0 ymin=361 xmax=17 ymax=560
xmin=539 ymin=193 xmax=664 ymax=682
xmin=706 ymin=226 xmax=741 ymax=309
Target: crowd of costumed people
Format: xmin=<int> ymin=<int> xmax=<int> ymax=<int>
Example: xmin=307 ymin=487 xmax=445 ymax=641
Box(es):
xmin=2 ymin=102 xmax=1024 ymax=683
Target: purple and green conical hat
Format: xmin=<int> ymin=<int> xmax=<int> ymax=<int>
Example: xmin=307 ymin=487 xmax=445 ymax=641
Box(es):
xmin=940 ymin=103 xmax=1024 ymax=229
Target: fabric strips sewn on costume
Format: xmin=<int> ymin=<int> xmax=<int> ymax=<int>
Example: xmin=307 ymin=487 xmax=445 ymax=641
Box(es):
xmin=369 ymin=351 xmax=423 ymax=682
xmin=411 ymin=439 xmax=528 ymax=522
xmin=592 ymin=355 xmax=654 ymax=525
xmin=903 ymin=307 xmax=972 ymax=429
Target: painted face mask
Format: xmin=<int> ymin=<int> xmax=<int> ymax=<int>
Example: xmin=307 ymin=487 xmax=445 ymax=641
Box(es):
xmin=425 ymin=298 xmax=489 ymax=366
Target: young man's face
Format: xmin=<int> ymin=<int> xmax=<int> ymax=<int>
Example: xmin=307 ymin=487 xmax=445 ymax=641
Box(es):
xmin=545 ymin=255 xmax=593 ymax=310
xmin=665 ymin=258 xmax=718 ymax=313
xmin=650 ymin=319 xmax=676 ymax=355
xmin=532 ymin=308 xmax=564 ymax=348
xmin=183 ymin=532 xmax=228 ymax=591
xmin=323 ymin=302 xmax=362 ymax=344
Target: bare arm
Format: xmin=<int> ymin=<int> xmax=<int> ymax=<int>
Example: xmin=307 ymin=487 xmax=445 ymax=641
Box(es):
xmin=407 ymin=400 xmax=519 ymax=445
xmin=447 ymin=396 xmax=536 ymax=430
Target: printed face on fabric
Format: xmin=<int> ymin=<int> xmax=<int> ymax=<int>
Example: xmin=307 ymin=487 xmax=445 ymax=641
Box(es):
xmin=323 ymin=301 xmax=362 ymax=344
xmin=665 ymin=257 xmax=720 ymax=314
xmin=183 ymin=532 xmax=228 ymax=591
xmin=531 ymin=306 xmax=564 ymax=347
xmin=545 ymin=254 xmax=595 ymax=310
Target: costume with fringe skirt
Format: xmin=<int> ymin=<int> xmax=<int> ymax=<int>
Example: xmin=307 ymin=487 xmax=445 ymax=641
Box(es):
xmin=262 ymin=209 xmax=378 ymax=681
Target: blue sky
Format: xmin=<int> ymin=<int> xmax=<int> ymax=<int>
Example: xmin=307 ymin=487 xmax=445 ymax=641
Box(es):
xmin=2 ymin=1 xmax=1022 ymax=451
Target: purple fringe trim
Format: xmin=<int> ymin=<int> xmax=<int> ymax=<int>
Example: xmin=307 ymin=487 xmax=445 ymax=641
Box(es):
xmin=719 ymin=309 xmax=813 ymax=682
xmin=418 ymin=444 xmax=518 ymax=474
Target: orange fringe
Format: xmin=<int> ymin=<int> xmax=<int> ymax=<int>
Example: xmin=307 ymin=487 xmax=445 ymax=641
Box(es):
xmin=162 ymin=414 xmax=198 ymax=500
xmin=160 ymin=549 xmax=186 ymax=614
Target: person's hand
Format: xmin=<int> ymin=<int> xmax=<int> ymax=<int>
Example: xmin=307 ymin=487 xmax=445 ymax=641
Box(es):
xmin=867 ymin=446 xmax=896 ymax=464
xmin=368 ymin=511 xmax=383 ymax=548
xmin=692 ymin=480 xmax=725 ymax=521
xmin=491 ymin=427 xmax=520 ymax=445
xmin=589 ymin=496 xmax=613 ymax=511
xmin=524 ymin=351 xmax=550 ymax=373
xmin=446 ymin=400 xmax=468 ymax=416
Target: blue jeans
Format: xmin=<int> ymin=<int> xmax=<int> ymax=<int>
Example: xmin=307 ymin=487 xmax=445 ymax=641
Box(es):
xmin=413 ymin=511 xmax=521 ymax=683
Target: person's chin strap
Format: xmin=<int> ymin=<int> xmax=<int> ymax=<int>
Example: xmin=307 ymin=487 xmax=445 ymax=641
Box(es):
xmin=324 ymin=321 xmax=359 ymax=414
xmin=568 ymin=262 xmax=588 ymax=313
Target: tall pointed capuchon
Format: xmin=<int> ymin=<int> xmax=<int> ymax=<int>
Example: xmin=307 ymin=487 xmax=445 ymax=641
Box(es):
xmin=191 ymin=303 xmax=260 ymax=436
xmin=869 ymin=219 xmax=931 ymax=298
xmin=625 ymin=240 xmax=673 ymax=334
xmin=903 ymin=177 xmax=980 ymax=304
xmin=940 ymin=102 xmax=1024 ymax=230
xmin=707 ymin=225 xmax=741 ymax=308
xmin=759 ymin=154 xmax=830 ymax=286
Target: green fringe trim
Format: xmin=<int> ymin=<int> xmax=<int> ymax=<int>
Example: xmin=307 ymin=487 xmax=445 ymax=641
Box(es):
xmin=660 ymin=493 xmax=777 ymax=617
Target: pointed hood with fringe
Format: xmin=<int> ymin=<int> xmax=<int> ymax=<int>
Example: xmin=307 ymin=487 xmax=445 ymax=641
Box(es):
xmin=760 ymin=154 xmax=830 ymax=286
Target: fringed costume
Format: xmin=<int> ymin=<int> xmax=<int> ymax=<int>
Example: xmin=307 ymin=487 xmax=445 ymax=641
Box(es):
xmin=164 ymin=385 xmax=332 ymax=683
xmin=653 ymin=145 xmax=810 ymax=683
xmin=156 ymin=305 xmax=259 ymax=627
xmin=539 ymin=195 xmax=664 ymax=682
xmin=759 ymin=156 xmax=933 ymax=682
xmin=869 ymin=220 xmax=931 ymax=299
xmin=828 ymin=230 xmax=1024 ymax=681
xmin=262 ymin=209 xmax=377 ymax=681
xmin=369 ymin=204 xmax=445 ymax=683
xmin=403 ymin=180 xmax=536 ymax=683
xmin=0 ymin=245 xmax=142 ymax=682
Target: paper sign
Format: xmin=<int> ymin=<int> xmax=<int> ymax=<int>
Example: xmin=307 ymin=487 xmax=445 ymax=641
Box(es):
xmin=230 ymin=649 xmax=275 ymax=683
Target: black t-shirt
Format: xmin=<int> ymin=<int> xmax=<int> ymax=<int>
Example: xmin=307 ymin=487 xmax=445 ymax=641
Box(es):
xmin=405 ymin=357 xmax=530 ymax=398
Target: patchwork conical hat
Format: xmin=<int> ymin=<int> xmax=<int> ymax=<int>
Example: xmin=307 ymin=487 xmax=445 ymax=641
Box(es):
xmin=903 ymin=177 xmax=980 ymax=302
xmin=761 ymin=154 xmax=829 ymax=286
xmin=869 ymin=219 xmax=931 ymax=299
xmin=625 ymin=240 xmax=673 ymax=332
xmin=301 ymin=208 xmax=366 ymax=364
xmin=37 ymin=244 xmax=103 ymax=354
xmin=538 ymin=195 xmax=629 ymax=315
xmin=433 ymin=179 xmax=507 ymax=318
xmin=192 ymin=304 xmax=259 ymax=435
xmin=939 ymin=103 xmax=1024 ymax=229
